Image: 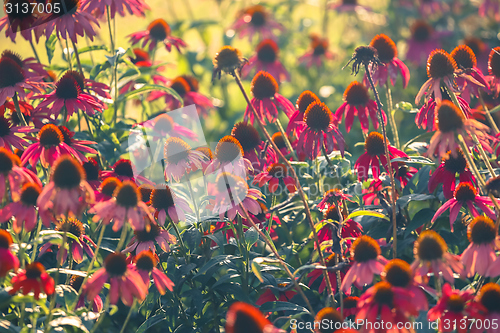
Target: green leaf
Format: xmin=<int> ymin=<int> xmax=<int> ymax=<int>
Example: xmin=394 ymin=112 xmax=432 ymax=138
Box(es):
xmin=45 ymin=33 xmax=57 ymax=64
xmin=74 ymin=45 xmax=108 ymax=58
xmin=405 ymin=208 xmax=435 ymax=237
xmin=259 ymin=301 xmax=309 ymax=314
xmin=49 ymin=316 xmax=89 ymax=333
xmin=137 ymin=313 xmax=168 ymax=333
xmin=0 ymin=320 xmax=20 ymax=333
xmin=391 ymin=156 xmax=435 ymax=165
xmin=245 ymin=227 xmax=259 ymax=249
xmin=251 ymin=260 xmax=264 ymax=283
xmin=54 ymin=285 xmax=78 ymax=311
xmin=46 ymin=268 xmax=88 ymax=277
xmin=346 ymin=210 xmax=389 ymax=221
xmin=116 ymin=84 xmax=183 ymax=105
xmin=194 ymin=255 xmax=242 ymax=277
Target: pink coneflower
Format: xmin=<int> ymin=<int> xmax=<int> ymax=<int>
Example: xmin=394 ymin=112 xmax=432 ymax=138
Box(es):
xmin=0 ymin=0 xmax=40 ymax=42
xmin=271 ymin=132 xmax=293 ymax=157
xmin=318 ymin=205 xmax=362 ymax=243
xmin=356 ymin=281 xmax=418 ymax=333
xmin=149 ymin=185 xmax=192 ymax=225
xmin=90 ymin=180 xmax=153 ymax=231
xmin=394 ymin=163 xmax=417 ymax=187
xmin=0 ymin=182 xmax=42 ymax=234
xmin=339 ymin=296 xmax=359 ymax=317
xmin=416 ymin=49 xmax=458 ymax=105
xmin=231 ymin=122 xmax=277 ymax=173
xmin=382 ymin=259 xmax=429 ymax=313
xmin=406 ymin=20 xmax=443 ymax=65
xmin=21 ymin=124 xmax=91 ymax=167
xmin=212 ymin=172 xmax=264 ymax=221
xmin=65 ymin=70 xmax=111 ymax=101
xmin=129 ymin=18 xmax=186 ymax=53
xmin=428 ymin=149 xmax=476 ymax=199
xmin=428 ymin=284 xmax=481 ymax=333
xmin=59 ymin=125 xmax=97 ymax=161
xmin=307 ymin=253 xmax=347 ymax=294
xmin=296 ymin=101 xmax=345 ymax=161
xmin=318 ymin=188 xmax=354 ymax=210
xmin=0 ymin=50 xmax=44 ymax=105
xmin=82 ymin=0 xmax=149 ymax=19
xmin=83 ymin=252 xmax=148 ymax=306
xmin=134 ymin=113 xmax=197 ymax=141
xmin=256 ymin=283 xmax=296 ymax=306
xmin=473 ymin=283 xmax=500 ymax=333
xmin=0 ymin=148 xmax=41 ymax=203
xmin=39 ymin=218 xmax=96 ymax=264
xmin=0 ymin=230 xmax=19 ymax=278
xmin=244 ymin=71 xmax=294 ymax=125
xmin=37 ymin=0 xmax=99 ymax=42
xmin=70 ymin=276 xmax=103 ymax=312
xmin=230 ymin=5 xmax=284 ymax=42
xmin=362 ymin=179 xmax=384 ymax=206
xmin=0 ymin=114 xmax=34 ymax=151
xmin=415 ymin=94 xmax=471 ymax=131
xmin=341 ymin=235 xmax=388 ymax=292
xmin=163 ymin=137 xmax=206 ymax=182
xmin=99 ymin=159 xmax=151 ymax=184
xmin=133 ymin=251 xmax=174 ymax=295
xmin=298 ymin=34 xmax=335 ymax=69
xmin=205 ymin=136 xmax=253 ymax=178
xmin=9 ymin=262 xmax=54 ymax=300
xmin=354 ymin=132 xmax=407 ymax=181
xmin=33 ymin=71 xmax=104 ymax=121
xmin=487 ymin=47 xmax=500 ymax=97
xmin=82 ymin=157 xmax=101 ymax=190
xmin=253 ymin=163 xmax=296 ymax=194
xmin=451 ymin=45 xmax=490 ymax=103
xmin=242 ymin=40 xmax=290 ymax=83
xmin=148 ymin=76 xmax=214 ymax=117
xmin=329 ymin=0 xmax=372 ymax=13
xmin=461 ymin=216 xmax=500 ymax=277
xmin=94 ymin=177 xmax=121 ymax=203
xmin=367 ymin=34 xmax=410 ymax=88
xmin=427 ymin=100 xmax=493 ymax=158
xmin=464 ymin=37 xmax=490 ymax=74
xmin=189 ymin=147 xmax=212 ymax=174
xmin=411 ymin=230 xmax=463 ymax=284
xmin=37 ymin=155 xmax=95 ymax=219
xmin=225 ymin=302 xmax=284 ymax=333
xmin=123 ymin=222 xmax=177 ymax=254
xmin=313 ymin=308 xmax=344 ymax=333
xmin=432 ymin=182 xmax=498 ymax=230
xmin=286 ymin=90 xmax=320 ymax=135
xmin=336 ymin=81 xmax=386 ymax=133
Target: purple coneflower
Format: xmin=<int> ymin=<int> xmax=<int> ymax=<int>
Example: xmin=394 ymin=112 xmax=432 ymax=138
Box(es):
xmin=149 ymin=185 xmax=192 ymax=225
xmin=82 ymin=0 xmax=149 ymax=19
xmin=0 ymin=182 xmax=42 ymax=234
xmin=0 ymin=148 xmax=40 ymax=203
xmin=298 ymin=34 xmax=335 ymax=69
xmin=242 ymin=40 xmax=290 ymax=83
xmin=286 ymin=90 xmax=320 ymax=136
xmin=163 ymin=137 xmax=206 ymax=182
xmin=129 ymin=18 xmax=186 ymax=53
xmin=230 ymin=5 xmax=283 ymax=42
xmin=205 ymin=136 xmax=253 ymax=178
xmin=133 ymin=250 xmax=174 ymax=295
xmin=123 ymin=222 xmax=177 ymax=254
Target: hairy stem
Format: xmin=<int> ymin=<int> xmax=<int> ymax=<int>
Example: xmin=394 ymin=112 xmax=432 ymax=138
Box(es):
xmin=385 ymin=82 xmax=400 ymax=149
xmin=365 ymin=64 xmax=398 ymax=258
xmin=275 ymin=118 xmax=298 ymax=160
xmin=479 ymin=93 xmax=500 ymax=135
xmin=12 ymin=93 xmax=28 ymax=127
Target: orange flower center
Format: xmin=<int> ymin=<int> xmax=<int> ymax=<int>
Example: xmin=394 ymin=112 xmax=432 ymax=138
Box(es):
xmin=20 ymin=183 xmax=41 ymax=206
xmin=451 ymin=45 xmax=477 ymax=69
xmin=479 ymin=283 xmax=500 ymax=313
xmin=256 ymin=39 xmax=278 ymax=63
xmin=112 ymin=159 xmax=135 ymax=178
xmin=352 ymin=235 xmax=380 ymax=262
xmin=215 ymin=136 xmax=244 ymax=162
xmin=324 ymin=205 xmax=341 ymax=221
xmin=364 ymin=132 xmax=385 ymax=156
xmin=411 ymin=20 xmax=433 ymax=42
xmin=82 ymin=158 xmax=100 ymax=181
xmin=231 ymin=122 xmax=261 ymax=152
xmin=296 ymin=90 xmax=320 ymax=113
xmin=213 ymin=46 xmax=244 ymax=72
xmin=373 ymin=281 xmax=394 ymax=307
xmin=426 ymin=49 xmax=457 ymax=79
xmin=447 ymin=294 xmax=465 ymax=313
xmin=271 ymin=132 xmax=286 ymax=150
xmin=468 ymin=216 xmax=496 ymax=244
xmin=0 ymin=51 xmax=24 ymax=88
xmin=56 ymin=218 xmax=84 ymax=238
xmin=251 ymin=71 xmax=278 ymax=100
xmin=153 ymin=114 xmax=174 ymax=134
xmin=104 ymin=252 xmax=127 ymax=276
xmin=100 ymin=177 xmax=121 ymax=197
xmin=150 ymin=186 xmax=176 ymax=210
xmin=25 ymin=262 xmax=46 ymax=279
xmin=267 ymin=163 xmax=287 ymax=178
xmin=135 ymin=251 xmax=158 ymax=271
xmin=383 ymin=259 xmax=412 ymax=288
xmin=415 ymin=230 xmax=447 ymax=261
xmin=39 ymin=124 xmax=64 ymax=147
xmin=114 ymin=181 xmax=141 ymax=208
xmin=246 ymin=5 xmax=266 ymax=27
xmin=436 ymin=100 xmax=464 ymax=133
xmin=147 ymin=18 xmax=171 ymax=40
xmin=315 ymin=307 xmax=343 ymax=333
xmin=0 ymin=230 xmax=13 ymax=249
xmin=138 ymin=184 xmax=154 ymax=203
xmin=454 ymin=182 xmax=477 ymax=202
xmin=135 ymin=223 xmax=161 ymax=242
xmin=443 ymin=150 xmax=467 ymax=174
xmin=52 ymin=156 xmax=84 ymax=189
xmin=488 ymin=47 xmax=500 ymax=78
xmin=370 ymin=34 xmax=397 ymax=63
xmin=170 ymin=77 xmax=191 ymax=97
xmin=0 ymin=148 xmax=15 ymax=174
xmin=55 ymin=72 xmax=81 ymax=100
xmin=344 ymin=81 xmax=370 ymax=106
xmin=304 ymin=101 xmax=332 ymax=132
xmin=163 ymin=137 xmax=191 ymax=164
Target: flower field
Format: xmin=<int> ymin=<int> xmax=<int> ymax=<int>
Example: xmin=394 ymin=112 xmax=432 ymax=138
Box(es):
xmin=2 ymin=0 xmax=500 ymax=332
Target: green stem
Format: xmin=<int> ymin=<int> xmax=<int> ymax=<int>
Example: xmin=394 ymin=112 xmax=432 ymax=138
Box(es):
xmin=185 ymin=172 xmax=200 ymax=223
xmin=479 ymin=94 xmax=500 ymax=135
xmin=106 ymin=6 xmax=115 ymax=53
xmin=65 ymin=39 xmax=73 ymax=71
xmin=17 ymin=230 xmax=26 ymax=269
xmin=30 ymin=219 xmax=43 ymax=262
xmin=89 ymin=293 xmax=111 ymax=333
xmin=45 ymin=231 xmax=68 ymax=331
xmin=275 ymin=118 xmax=298 ymax=160
xmin=115 ymin=222 xmax=128 ymax=252
xmin=12 ymin=93 xmax=28 ymax=127
xmin=118 ymin=300 xmax=136 ymax=333
xmin=170 ymin=221 xmax=188 ymax=260
xmin=29 ymin=39 xmax=40 ymax=64
xmin=74 ymin=224 xmax=107 ymax=311
xmin=385 ymin=82 xmax=400 ymax=149
xmin=71 ymin=39 xmax=84 ymax=76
